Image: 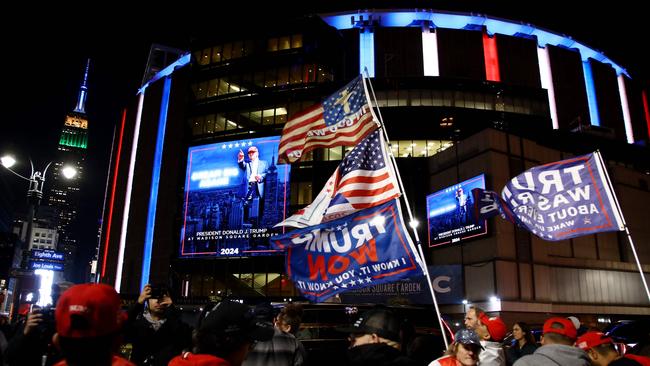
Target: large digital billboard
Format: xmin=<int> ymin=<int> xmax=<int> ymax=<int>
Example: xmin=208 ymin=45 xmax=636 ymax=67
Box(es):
xmin=426 ymin=174 xmax=487 ymax=247
xmin=180 ymin=136 xmax=290 ymax=257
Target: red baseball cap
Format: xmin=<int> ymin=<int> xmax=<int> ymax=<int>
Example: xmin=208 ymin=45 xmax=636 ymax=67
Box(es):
xmin=479 ymin=313 xmax=507 ymax=342
xmin=576 ymin=331 xmax=614 ymax=351
xmin=55 ymin=283 xmax=126 ymax=338
xmin=543 ymin=317 xmax=578 ymax=340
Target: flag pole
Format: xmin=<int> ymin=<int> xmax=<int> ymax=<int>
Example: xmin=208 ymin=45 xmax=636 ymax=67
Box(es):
xmin=361 ymin=69 xmax=450 ymax=347
xmin=595 ymin=151 xmax=650 ymax=302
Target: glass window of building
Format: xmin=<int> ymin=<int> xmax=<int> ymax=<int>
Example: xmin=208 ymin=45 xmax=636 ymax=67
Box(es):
xmin=244 ymin=40 xmax=255 ymax=56
xmin=290 ymin=64 xmax=303 ymax=84
xmin=278 ymin=67 xmax=290 ymax=86
xmin=262 ymin=108 xmax=274 ymax=125
xmin=254 ymin=71 xmax=265 ymax=88
xmin=268 ymin=38 xmax=279 ymax=52
xmin=291 ymin=34 xmax=303 ymax=48
xmin=318 ymin=66 xmax=333 ymax=83
xmin=265 ymin=69 xmax=277 ymax=87
xmin=211 ymin=45 xmax=222 ymax=63
xmin=205 ymin=114 xmax=216 ymax=134
xmin=207 ymin=79 xmax=219 ymax=98
xmin=291 ymin=181 xmax=313 ymax=205
xmin=232 ymin=41 xmax=243 ymax=59
xmin=326 ymin=146 xmax=344 ymax=161
xmin=222 ymin=42 xmax=232 ymax=61
xmin=216 ymin=79 xmax=229 ymax=96
xmin=279 ymin=36 xmax=291 ymax=50
xmin=215 ymin=114 xmax=226 ymax=132
xmin=305 ymin=64 xmax=316 ymax=83
xmin=275 ymin=107 xmax=288 ymax=124
xmin=196 ymin=81 xmax=208 ymax=99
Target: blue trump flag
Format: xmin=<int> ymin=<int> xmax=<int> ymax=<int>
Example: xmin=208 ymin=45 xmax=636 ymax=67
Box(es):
xmin=473 ymin=151 xmax=624 ymax=241
xmin=272 ymin=199 xmax=424 ymax=302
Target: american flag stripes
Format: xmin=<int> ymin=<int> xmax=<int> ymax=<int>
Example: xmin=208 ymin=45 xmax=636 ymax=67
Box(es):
xmin=276 ymin=129 xmax=400 ymax=228
xmin=277 ymin=75 xmax=378 ymax=164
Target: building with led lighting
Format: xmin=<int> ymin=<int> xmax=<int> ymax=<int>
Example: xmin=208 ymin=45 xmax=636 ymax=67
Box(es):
xmin=98 ymin=9 xmax=649 ymax=326
xmin=47 ymin=60 xmax=91 ymax=281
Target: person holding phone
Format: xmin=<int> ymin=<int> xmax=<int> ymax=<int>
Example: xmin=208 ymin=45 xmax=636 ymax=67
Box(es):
xmin=123 ymin=284 xmax=192 ymax=366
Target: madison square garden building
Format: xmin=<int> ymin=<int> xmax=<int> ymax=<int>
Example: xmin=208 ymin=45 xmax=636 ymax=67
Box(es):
xmin=97 ymin=9 xmax=650 ymax=326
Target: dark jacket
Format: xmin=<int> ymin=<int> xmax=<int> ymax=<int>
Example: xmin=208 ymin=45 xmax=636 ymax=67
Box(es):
xmin=347 ymin=343 xmax=418 ymax=366
xmin=4 ymin=317 xmax=61 ymax=366
xmin=506 ymin=342 xmax=538 ymax=365
xmin=123 ymin=302 xmax=193 ymax=366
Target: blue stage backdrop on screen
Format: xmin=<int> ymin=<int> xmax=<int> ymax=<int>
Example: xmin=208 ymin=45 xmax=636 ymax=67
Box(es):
xmin=180 ymin=136 xmax=290 ymax=257
xmin=427 ymin=174 xmax=487 ymax=247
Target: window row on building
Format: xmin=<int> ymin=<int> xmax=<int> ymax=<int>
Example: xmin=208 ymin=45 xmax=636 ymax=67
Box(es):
xmin=191 ymin=63 xmax=334 ymax=100
xmin=373 ymin=88 xmax=548 ymax=116
xmin=194 ymin=34 xmax=304 ymax=66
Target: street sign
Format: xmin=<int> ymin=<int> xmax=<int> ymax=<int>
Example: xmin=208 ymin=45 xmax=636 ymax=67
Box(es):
xmin=30 ymin=249 xmax=65 ymax=261
xmin=29 ymin=261 xmax=64 ymax=271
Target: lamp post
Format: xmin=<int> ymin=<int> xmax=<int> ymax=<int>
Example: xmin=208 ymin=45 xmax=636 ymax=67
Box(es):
xmin=1 ymin=155 xmax=76 ymax=321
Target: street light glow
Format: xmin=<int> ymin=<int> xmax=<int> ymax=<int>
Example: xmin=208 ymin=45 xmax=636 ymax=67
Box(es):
xmin=62 ymin=166 xmax=77 ymax=179
xmin=1 ymin=155 xmax=16 ymax=168
xmin=409 ymin=219 xmax=419 ymax=229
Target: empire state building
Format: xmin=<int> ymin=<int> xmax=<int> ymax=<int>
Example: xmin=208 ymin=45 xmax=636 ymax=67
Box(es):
xmin=47 ymin=59 xmax=90 ymax=281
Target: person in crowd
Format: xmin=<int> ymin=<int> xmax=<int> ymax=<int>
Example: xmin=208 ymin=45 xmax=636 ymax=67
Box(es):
xmin=576 ymin=331 xmax=650 ymax=366
xmin=464 ymin=306 xmax=506 ymax=366
xmin=463 ymin=306 xmax=482 ymax=330
xmin=514 ymin=317 xmax=590 ymax=366
xmin=474 ymin=313 xmax=507 ymax=366
xmin=337 ymin=307 xmax=417 ymax=366
xmin=243 ymin=303 xmax=306 ymax=366
xmin=429 ymin=329 xmax=483 ymax=366
xmin=51 ymin=283 xmax=134 ymax=366
xmin=407 ymin=335 xmax=446 ymax=366
xmin=123 ymin=283 xmax=192 ymax=366
xmin=169 ymin=299 xmax=274 ymax=366
xmin=4 ymin=281 xmax=73 ymax=366
xmin=506 ymin=322 xmax=538 ymax=365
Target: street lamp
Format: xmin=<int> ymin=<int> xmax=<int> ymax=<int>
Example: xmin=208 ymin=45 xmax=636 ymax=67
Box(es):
xmin=1 ymin=154 xmax=76 ymax=320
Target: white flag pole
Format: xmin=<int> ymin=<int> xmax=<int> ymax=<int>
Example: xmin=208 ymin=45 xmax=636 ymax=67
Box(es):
xmin=361 ymin=69 xmax=450 ymax=348
xmin=595 ymin=151 xmax=650 ymax=302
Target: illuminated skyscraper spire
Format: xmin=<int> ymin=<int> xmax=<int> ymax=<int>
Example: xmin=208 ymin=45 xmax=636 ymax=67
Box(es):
xmin=74 ymin=58 xmax=91 ymax=114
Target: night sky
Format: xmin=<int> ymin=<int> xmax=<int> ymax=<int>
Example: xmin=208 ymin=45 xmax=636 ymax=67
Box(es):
xmin=1 ymin=2 xmax=647 ymax=281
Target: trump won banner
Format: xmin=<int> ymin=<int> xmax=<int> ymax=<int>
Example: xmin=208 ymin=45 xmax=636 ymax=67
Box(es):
xmin=272 ymin=200 xmax=424 ymax=302
xmin=475 ymin=151 xmax=624 ymax=241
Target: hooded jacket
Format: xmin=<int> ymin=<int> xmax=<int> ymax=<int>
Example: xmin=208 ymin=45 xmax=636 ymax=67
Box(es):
xmin=479 ymin=340 xmax=505 ymax=366
xmin=513 ymin=344 xmax=590 ymax=366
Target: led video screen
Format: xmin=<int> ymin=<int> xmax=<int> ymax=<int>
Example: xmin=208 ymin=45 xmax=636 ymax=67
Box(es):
xmin=180 ymin=136 xmax=290 ymax=257
xmin=427 ymin=174 xmax=487 ymax=247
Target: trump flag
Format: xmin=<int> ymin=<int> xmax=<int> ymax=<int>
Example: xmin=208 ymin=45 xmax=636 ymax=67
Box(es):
xmin=276 ymin=129 xmax=400 ymax=228
xmin=473 ymin=151 xmax=624 ymax=241
xmin=277 ymin=75 xmax=379 ymax=164
xmin=272 ymin=199 xmax=424 ymax=302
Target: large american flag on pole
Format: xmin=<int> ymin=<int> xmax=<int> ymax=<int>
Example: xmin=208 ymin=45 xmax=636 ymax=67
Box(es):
xmin=277 ymin=75 xmax=379 ymax=164
xmin=276 ymin=129 xmax=400 ymax=228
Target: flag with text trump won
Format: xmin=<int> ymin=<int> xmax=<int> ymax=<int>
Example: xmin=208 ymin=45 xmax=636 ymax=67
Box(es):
xmin=272 ymin=200 xmax=424 ymax=302
xmin=473 ymin=152 xmax=624 ymax=241
xmin=276 ymin=129 xmax=400 ymax=228
xmin=277 ymin=75 xmax=379 ymax=164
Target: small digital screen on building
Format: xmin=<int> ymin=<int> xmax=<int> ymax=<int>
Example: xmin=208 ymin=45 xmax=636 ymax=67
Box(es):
xmin=426 ymin=174 xmax=487 ymax=247
xmin=180 ymin=136 xmax=290 ymax=257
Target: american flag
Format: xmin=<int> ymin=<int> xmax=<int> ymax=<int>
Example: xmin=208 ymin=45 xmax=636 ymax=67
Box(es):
xmin=276 ymin=130 xmax=400 ymax=228
xmin=277 ymin=75 xmax=378 ymax=164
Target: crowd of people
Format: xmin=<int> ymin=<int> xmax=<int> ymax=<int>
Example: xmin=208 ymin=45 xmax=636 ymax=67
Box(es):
xmin=0 ymin=283 xmax=648 ymax=366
